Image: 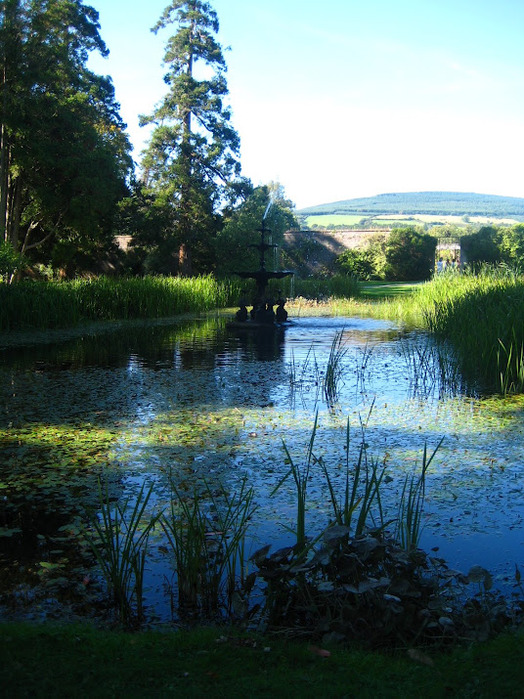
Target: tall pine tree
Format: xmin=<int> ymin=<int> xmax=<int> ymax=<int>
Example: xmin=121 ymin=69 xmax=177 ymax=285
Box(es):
xmin=140 ymin=0 xmax=243 ymax=275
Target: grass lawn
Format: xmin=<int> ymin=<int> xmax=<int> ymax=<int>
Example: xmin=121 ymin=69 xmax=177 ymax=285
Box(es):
xmin=359 ymin=281 xmax=424 ymax=299
xmin=1 ymin=623 xmax=523 ymax=697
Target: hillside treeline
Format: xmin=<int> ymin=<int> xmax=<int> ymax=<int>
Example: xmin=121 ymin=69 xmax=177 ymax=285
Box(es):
xmin=301 ymin=191 xmax=524 ymax=219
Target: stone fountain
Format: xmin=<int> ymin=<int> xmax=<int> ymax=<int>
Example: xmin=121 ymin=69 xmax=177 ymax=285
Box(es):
xmin=232 ymin=216 xmax=294 ymax=326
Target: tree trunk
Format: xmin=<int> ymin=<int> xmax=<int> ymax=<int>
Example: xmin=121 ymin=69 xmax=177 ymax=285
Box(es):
xmin=178 ymin=242 xmax=192 ymax=276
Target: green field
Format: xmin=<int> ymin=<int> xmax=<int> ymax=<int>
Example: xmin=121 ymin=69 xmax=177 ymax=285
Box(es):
xmin=303 ymin=214 xmax=365 ymax=227
xmin=303 ymin=213 xmax=520 ymax=230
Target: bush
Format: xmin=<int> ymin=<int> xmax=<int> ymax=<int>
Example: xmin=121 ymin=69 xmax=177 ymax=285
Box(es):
xmin=461 ymin=226 xmax=501 ymax=269
xmin=0 ymin=242 xmax=26 ymax=282
xmin=335 ymin=248 xmax=376 ymax=280
xmin=383 ymin=227 xmax=436 ymax=281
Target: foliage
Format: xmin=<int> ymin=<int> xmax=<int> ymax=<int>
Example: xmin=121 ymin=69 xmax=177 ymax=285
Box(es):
xmin=215 ymin=183 xmax=298 ymax=275
xmin=0 ymin=274 xmax=242 ymax=331
xmin=498 ymin=223 xmax=524 ymax=269
xmin=0 ymin=240 xmax=25 ymax=282
xmin=335 ymin=247 xmax=377 ymax=280
xmin=0 ymin=0 xmax=132 ymax=274
xmin=382 ymin=227 xmax=437 ymax=281
xmin=460 ymin=226 xmax=501 ymax=268
xmin=140 ymin=0 xmax=245 ymax=274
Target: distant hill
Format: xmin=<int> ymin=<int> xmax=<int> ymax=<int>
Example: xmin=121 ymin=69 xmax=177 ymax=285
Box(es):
xmin=298 ymin=191 xmax=524 ymax=218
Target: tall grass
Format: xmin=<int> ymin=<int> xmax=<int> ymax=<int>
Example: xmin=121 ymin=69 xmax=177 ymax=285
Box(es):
xmin=323 ymin=329 xmax=348 ymax=407
xmin=413 ymin=267 xmax=524 ymax=392
xmin=83 ymin=481 xmax=160 ymax=626
xmin=161 ymin=477 xmax=257 ymax=616
xmin=0 ymin=275 xmax=242 ymax=331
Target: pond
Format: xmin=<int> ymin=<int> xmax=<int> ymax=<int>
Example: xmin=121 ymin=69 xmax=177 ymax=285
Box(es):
xmin=1 ymin=313 xmax=523 ymax=623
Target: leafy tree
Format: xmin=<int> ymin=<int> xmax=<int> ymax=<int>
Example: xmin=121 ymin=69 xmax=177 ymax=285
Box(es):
xmin=215 ymin=183 xmax=297 ymax=275
xmin=0 ymin=0 xmax=132 ymax=275
xmin=335 ymin=247 xmax=376 ymax=281
xmin=114 ymin=179 xmax=174 ymax=275
xmin=140 ymin=0 xmax=244 ymax=275
xmin=497 ymin=224 xmax=524 ymax=269
xmin=460 ymin=226 xmax=501 ymax=269
xmin=383 ymin=227 xmax=436 ymax=281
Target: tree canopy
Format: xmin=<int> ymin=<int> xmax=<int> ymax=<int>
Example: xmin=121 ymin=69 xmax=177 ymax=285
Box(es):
xmin=0 ymin=0 xmax=132 ymax=276
xmin=215 ymin=183 xmax=297 ymax=275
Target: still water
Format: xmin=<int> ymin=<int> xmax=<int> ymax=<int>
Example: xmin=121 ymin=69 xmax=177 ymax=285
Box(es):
xmin=1 ymin=313 xmax=523 ymax=619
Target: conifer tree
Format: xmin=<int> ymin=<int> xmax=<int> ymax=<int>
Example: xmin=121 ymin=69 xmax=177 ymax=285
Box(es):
xmin=140 ymin=0 xmax=243 ymax=274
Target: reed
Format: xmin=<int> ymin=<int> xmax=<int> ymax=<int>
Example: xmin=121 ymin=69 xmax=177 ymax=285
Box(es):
xmin=395 ymin=438 xmax=443 ymax=551
xmin=83 ymin=481 xmax=160 ymax=625
xmin=161 ymin=477 xmax=257 ymax=616
xmin=272 ymin=412 xmax=319 ymax=553
xmin=415 ymin=267 xmax=524 ymax=392
xmin=0 ymin=275 xmax=242 ymax=331
xmin=318 ymin=418 xmax=389 ymax=535
xmin=323 ymin=329 xmax=348 ymax=407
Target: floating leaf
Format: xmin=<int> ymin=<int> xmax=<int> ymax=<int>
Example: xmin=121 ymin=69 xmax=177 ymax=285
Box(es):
xmin=0 ymin=526 xmax=22 ymax=538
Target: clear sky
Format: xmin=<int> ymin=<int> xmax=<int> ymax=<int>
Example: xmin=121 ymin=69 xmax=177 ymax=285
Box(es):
xmin=88 ymin=0 xmax=524 ymax=210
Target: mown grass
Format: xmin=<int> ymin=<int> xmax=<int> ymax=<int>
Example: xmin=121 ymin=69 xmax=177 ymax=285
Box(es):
xmin=1 ymin=622 xmax=523 ymax=697
xmin=0 ymin=275 xmax=242 ymax=332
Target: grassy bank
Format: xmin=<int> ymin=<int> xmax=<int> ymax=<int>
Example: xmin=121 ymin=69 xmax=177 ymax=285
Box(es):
xmin=413 ymin=269 xmax=524 ymax=392
xmin=0 ymin=276 xmax=243 ymax=332
xmin=1 ymin=622 xmax=523 ymax=697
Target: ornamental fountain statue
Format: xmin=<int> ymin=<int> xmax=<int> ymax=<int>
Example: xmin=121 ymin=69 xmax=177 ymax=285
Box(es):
xmin=231 ymin=207 xmax=294 ymax=327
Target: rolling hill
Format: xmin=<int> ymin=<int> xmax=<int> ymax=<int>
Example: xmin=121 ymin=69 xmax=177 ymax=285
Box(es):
xmin=298 ymin=191 xmax=524 ymax=219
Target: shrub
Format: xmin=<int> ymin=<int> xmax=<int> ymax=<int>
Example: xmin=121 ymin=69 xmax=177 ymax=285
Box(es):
xmin=383 ymin=227 xmax=437 ymax=281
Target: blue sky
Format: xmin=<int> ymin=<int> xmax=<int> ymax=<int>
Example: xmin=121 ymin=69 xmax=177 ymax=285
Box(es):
xmin=88 ymin=0 xmax=524 ymax=209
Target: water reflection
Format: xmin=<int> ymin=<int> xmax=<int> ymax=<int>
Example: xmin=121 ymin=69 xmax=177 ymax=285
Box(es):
xmin=1 ymin=314 xmax=523 ymax=618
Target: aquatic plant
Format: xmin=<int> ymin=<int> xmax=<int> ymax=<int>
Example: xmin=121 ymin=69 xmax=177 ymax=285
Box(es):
xmin=271 ymin=413 xmax=319 ymax=553
xmin=161 ymin=477 xmax=257 ymax=616
xmin=322 ymin=329 xmax=348 ymax=408
xmin=416 ymin=267 xmax=524 ymax=393
xmin=252 ymin=420 xmax=517 ymax=647
xmin=0 ymin=275 xmax=242 ymax=331
xmin=319 ymin=416 xmax=389 ymax=536
xmin=395 ymin=438 xmax=444 ymax=551
xmin=497 ymin=334 xmax=524 ymax=395
xmin=84 ymin=481 xmax=160 ymax=626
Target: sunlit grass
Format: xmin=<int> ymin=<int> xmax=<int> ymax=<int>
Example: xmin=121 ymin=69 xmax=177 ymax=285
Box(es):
xmin=0 ymin=275 xmax=243 ymax=331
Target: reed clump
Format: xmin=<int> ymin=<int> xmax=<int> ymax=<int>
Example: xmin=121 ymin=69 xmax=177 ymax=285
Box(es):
xmin=83 ymin=481 xmax=160 ymax=626
xmin=0 ymin=275 xmax=242 ymax=331
xmin=161 ymin=477 xmax=257 ymax=618
xmin=413 ymin=267 xmax=524 ymax=393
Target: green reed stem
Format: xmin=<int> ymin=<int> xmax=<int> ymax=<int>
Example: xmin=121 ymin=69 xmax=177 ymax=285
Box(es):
xmin=84 ymin=481 xmax=160 ymax=625
xmin=396 ymin=437 xmax=444 ymax=551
